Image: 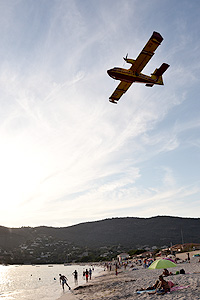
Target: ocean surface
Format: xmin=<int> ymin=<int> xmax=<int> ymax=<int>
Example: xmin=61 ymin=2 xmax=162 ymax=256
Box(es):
xmin=0 ymin=264 xmax=103 ymax=300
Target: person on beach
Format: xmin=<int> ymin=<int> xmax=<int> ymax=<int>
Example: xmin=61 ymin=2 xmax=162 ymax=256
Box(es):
xmin=115 ymin=263 xmax=118 ymax=275
xmin=156 ymin=275 xmax=170 ymax=294
xmin=89 ymin=268 xmax=92 ymax=280
xmin=187 ymin=253 xmax=190 ymax=263
xmin=72 ymin=270 xmax=78 ymax=283
xmin=59 ymin=274 xmax=71 ymax=290
xmin=143 ymin=258 xmax=147 ymax=268
xmin=85 ymin=269 xmax=89 ymax=282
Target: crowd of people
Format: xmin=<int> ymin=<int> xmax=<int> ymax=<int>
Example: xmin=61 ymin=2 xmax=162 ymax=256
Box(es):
xmin=58 ymin=252 xmax=198 ymax=295
xmin=59 ymin=266 xmax=94 ymax=290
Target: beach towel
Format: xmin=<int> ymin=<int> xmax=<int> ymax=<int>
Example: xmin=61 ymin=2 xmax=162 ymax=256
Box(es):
xmin=168 ymin=280 xmax=174 ymax=288
xmin=136 ymin=289 xmax=156 ymax=294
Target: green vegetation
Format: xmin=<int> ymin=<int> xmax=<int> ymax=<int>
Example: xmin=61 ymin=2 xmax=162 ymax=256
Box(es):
xmin=128 ymin=249 xmax=146 ymax=256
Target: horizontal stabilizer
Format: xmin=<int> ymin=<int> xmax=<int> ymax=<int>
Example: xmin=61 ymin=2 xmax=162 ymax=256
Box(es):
xmin=154 ymin=63 xmax=170 ymax=76
xmin=109 ymin=99 xmax=117 ymax=104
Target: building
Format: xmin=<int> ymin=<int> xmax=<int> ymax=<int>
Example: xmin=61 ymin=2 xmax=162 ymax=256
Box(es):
xmin=170 ymin=243 xmax=200 ymax=253
xmin=117 ymin=253 xmax=130 ymax=262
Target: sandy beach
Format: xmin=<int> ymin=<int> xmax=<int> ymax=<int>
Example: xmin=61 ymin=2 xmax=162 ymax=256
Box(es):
xmin=57 ymin=253 xmax=200 ymax=300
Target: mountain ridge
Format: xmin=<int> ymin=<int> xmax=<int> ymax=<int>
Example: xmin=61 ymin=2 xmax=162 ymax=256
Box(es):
xmin=0 ymin=216 xmax=199 ymax=251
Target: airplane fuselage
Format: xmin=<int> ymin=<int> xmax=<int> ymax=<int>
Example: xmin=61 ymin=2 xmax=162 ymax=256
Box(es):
xmin=107 ymin=67 xmax=162 ymax=85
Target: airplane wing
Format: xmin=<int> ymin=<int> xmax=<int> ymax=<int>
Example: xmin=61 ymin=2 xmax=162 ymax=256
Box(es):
xmin=109 ymin=81 xmax=132 ymax=103
xmin=130 ymin=31 xmax=163 ymax=74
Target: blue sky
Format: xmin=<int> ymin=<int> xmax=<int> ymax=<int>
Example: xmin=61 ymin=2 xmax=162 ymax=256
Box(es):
xmin=0 ymin=0 xmax=200 ymax=227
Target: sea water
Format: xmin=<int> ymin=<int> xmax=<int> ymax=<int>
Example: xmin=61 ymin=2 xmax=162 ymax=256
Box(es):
xmin=0 ymin=264 xmax=103 ymax=300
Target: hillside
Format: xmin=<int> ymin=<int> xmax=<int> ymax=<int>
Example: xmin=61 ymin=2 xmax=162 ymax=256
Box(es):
xmin=0 ymin=216 xmax=199 ymax=251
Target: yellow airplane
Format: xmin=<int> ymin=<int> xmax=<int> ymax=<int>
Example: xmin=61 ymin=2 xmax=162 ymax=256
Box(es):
xmin=107 ymin=31 xmax=169 ymax=104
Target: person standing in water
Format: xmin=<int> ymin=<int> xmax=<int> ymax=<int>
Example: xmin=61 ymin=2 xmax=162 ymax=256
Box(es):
xmin=59 ymin=274 xmax=71 ymax=290
xmin=89 ymin=268 xmax=92 ymax=280
xmin=72 ymin=270 xmax=78 ymax=284
xmin=85 ymin=269 xmax=89 ymax=282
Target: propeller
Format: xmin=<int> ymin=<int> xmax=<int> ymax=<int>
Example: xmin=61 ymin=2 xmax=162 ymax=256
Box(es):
xmin=123 ymin=53 xmax=128 ymax=66
xmin=123 ymin=53 xmax=128 ymax=61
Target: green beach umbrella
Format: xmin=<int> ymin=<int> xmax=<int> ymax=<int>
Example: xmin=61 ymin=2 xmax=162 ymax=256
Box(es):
xmin=148 ymin=259 xmax=176 ymax=269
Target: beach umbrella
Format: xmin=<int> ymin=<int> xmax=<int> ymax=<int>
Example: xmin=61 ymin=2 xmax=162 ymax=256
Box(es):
xmin=148 ymin=259 xmax=176 ymax=269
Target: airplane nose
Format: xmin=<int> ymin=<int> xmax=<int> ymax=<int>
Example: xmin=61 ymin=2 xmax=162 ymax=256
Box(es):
xmin=107 ymin=69 xmax=113 ymax=77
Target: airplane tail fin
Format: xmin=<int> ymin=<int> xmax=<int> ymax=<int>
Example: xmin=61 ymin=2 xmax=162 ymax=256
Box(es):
xmin=148 ymin=63 xmax=170 ymax=86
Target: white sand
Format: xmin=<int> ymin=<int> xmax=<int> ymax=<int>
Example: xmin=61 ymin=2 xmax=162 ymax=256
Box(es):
xmin=57 ymin=254 xmax=200 ymax=300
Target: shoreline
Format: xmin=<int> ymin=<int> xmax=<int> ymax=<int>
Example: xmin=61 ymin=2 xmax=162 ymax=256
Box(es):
xmin=57 ymin=255 xmax=200 ymax=300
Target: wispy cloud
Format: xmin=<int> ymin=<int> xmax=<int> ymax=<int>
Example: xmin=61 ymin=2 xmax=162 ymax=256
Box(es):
xmin=0 ymin=1 xmax=199 ymax=227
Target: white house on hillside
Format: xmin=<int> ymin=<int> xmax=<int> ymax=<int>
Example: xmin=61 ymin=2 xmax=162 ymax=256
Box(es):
xmin=117 ymin=253 xmax=130 ymax=262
